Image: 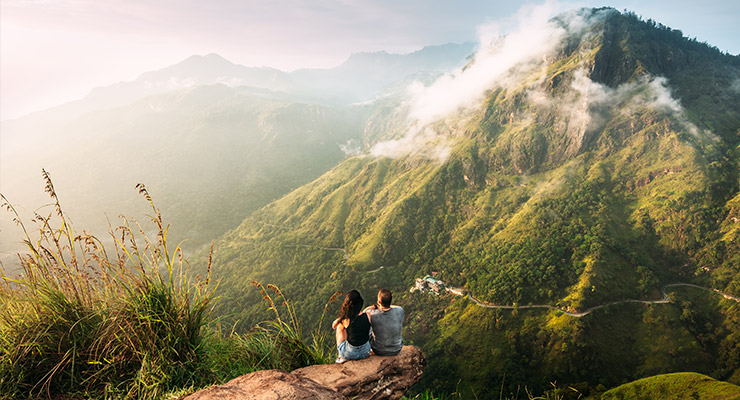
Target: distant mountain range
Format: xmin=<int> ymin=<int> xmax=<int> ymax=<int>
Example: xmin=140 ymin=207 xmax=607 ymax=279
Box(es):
xmin=291 ymin=42 xmax=476 ymax=104
xmin=7 ymin=43 xmax=475 ymax=124
xmin=0 ymin=42 xmax=474 ymax=268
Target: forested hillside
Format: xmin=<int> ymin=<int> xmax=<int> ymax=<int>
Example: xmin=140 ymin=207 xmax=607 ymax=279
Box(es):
xmin=0 ymin=44 xmax=473 ymax=268
xmin=200 ymin=8 xmax=740 ymax=397
xmin=0 ymin=88 xmax=367 ymax=265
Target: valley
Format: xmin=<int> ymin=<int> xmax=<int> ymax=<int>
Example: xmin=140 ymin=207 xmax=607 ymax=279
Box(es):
xmin=2 ymin=5 xmax=740 ymax=399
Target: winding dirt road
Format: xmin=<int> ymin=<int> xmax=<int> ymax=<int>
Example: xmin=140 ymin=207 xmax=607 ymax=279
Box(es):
xmin=448 ymin=283 xmax=740 ymax=317
xmin=279 ymin=240 xmax=740 ymax=317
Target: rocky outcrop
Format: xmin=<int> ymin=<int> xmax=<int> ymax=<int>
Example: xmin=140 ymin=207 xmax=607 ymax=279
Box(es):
xmin=181 ymin=369 xmax=345 ymax=400
xmin=181 ymin=345 xmax=425 ymax=400
xmin=293 ymin=345 xmax=426 ymax=400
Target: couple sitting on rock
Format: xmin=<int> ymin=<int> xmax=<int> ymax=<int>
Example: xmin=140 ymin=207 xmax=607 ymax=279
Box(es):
xmin=331 ymin=288 xmax=404 ymax=363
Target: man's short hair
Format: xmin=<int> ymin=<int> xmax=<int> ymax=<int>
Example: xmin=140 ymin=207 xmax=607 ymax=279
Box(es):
xmin=378 ymin=289 xmax=392 ymax=308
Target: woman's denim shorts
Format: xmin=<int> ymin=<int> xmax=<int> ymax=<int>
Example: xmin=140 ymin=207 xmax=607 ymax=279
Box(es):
xmin=337 ymin=340 xmax=371 ymax=360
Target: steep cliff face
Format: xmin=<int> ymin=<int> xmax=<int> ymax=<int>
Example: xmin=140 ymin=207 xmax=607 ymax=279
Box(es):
xmin=588 ymin=8 xmax=740 ymax=144
xmin=203 ymin=8 xmax=740 ymax=397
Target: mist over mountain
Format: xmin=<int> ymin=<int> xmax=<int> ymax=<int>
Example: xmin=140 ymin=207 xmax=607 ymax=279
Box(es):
xmin=2 ymin=5 xmax=740 ymax=397
xmin=4 ymin=43 xmax=476 ymax=125
xmin=194 ymin=7 xmax=740 ymax=396
xmin=0 ymin=87 xmax=362 ymax=267
xmin=0 ymin=42 xmax=474 ymax=269
xmin=291 ymin=42 xmax=477 ymax=104
xmin=78 ymin=54 xmax=297 ymax=115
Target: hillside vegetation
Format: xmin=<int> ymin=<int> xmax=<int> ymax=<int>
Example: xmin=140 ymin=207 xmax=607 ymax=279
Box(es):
xmin=198 ymin=8 xmax=740 ymax=397
xmin=0 ymin=88 xmax=368 ymax=269
xmin=601 ymin=372 xmax=740 ymax=400
xmin=0 ymin=44 xmax=472 ymax=270
xmin=0 ymin=179 xmax=335 ymax=398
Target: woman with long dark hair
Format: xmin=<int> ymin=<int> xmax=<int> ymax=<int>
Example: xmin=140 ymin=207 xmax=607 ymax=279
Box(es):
xmin=331 ymin=289 xmax=371 ymax=362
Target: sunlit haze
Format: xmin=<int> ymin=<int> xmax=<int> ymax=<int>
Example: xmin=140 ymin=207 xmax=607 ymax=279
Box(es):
xmin=1 ymin=0 xmax=739 ymax=120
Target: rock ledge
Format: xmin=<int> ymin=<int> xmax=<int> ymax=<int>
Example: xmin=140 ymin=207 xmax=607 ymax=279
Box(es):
xmin=182 ymin=345 xmax=425 ymax=400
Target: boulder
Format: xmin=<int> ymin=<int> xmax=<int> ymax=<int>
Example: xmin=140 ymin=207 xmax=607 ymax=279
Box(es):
xmin=292 ymin=346 xmax=426 ymax=400
xmin=181 ymin=369 xmax=346 ymax=400
xmin=181 ymin=345 xmax=425 ymax=400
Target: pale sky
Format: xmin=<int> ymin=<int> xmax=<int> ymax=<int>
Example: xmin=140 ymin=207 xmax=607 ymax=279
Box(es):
xmin=1 ymin=0 xmax=738 ymax=120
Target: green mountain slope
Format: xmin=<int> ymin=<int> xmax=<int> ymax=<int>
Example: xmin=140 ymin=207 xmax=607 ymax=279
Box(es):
xmin=202 ymin=8 xmax=740 ymax=397
xmin=1 ymin=44 xmax=474 ymax=270
xmin=0 ymin=85 xmax=368 ymax=266
xmin=601 ymin=372 xmax=740 ymax=400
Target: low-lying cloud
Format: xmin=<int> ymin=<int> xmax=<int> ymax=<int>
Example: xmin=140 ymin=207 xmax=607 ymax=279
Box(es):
xmin=369 ymin=125 xmax=451 ymax=163
xmin=564 ymin=68 xmax=716 ymax=142
xmin=368 ymin=2 xmax=716 ymax=164
xmin=731 ymin=78 xmax=740 ymax=93
xmin=339 ymin=139 xmax=363 ymax=156
xmin=370 ymin=1 xmax=586 ymax=162
xmin=407 ymin=1 xmax=575 ymax=125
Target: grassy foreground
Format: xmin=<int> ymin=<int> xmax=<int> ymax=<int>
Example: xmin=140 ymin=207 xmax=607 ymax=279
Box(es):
xmin=0 ymin=172 xmax=335 ymax=399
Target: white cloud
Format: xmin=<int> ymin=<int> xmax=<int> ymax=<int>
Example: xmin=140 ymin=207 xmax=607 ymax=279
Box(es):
xmin=563 ymin=68 xmax=717 ymax=142
xmin=369 ymin=126 xmax=451 ymax=163
xmin=641 ymin=77 xmax=682 ymax=114
xmin=167 ymin=77 xmax=196 ymax=90
xmin=731 ymin=78 xmax=740 ymax=93
xmin=407 ymin=1 xmax=572 ymax=125
xmin=370 ymin=1 xmax=581 ymax=161
xmin=339 ymin=139 xmax=363 ymax=156
xmin=643 ymin=78 xmax=718 ymax=141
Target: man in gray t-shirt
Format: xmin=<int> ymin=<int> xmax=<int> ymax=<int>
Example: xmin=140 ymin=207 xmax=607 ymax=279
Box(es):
xmin=365 ymin=289 xmax=404 ymax=356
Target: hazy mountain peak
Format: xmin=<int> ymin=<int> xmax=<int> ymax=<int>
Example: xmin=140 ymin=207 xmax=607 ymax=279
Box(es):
xmin=204 ymin=52 xmax=232 ymax=61
xmin=137 ymin=53 xmax=250 ymax=82
xmin=174 ymin=53 xmax=237 ymax=69
xmin=340 ymin=42 xmax=475 ymax=68
xmin=348 ymin=50 xmax=392 ymax=58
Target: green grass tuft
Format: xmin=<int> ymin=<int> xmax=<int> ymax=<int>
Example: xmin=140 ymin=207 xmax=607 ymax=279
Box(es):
xmin=0 ymin=172 xmax=335 ymax=399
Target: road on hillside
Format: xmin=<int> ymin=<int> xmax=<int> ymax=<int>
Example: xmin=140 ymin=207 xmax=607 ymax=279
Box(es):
xmin=276 ymin=238 xmax=740 ymax=316
xmin=447 ymin=283 xmax=740 ymax=317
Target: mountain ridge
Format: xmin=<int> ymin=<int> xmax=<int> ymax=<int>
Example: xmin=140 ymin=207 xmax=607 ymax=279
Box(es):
xmin=200 ymin=8 xmax=740 ymax=396
xmin=2 ymin=42 xmax=476 ymax=124
xmin=0 ymin=41 xmax=475 ymax=269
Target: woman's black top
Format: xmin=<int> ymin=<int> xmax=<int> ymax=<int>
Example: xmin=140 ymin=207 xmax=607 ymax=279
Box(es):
xmin=346 ymin=313 xmax=371 ymax=346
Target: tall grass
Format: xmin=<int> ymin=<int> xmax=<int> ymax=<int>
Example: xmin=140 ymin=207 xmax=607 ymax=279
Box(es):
xmin=0 ymin=173 xmax=214 ymax=398
xmin=241 ymin=281 xmax=340 ymax=370
xmin=0 ymin=171 xmax=337 ymax=399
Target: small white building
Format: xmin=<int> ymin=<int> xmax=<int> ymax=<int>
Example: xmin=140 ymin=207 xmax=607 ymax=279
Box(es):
xmin=410 ymin=275 xmax=447 ymax=295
